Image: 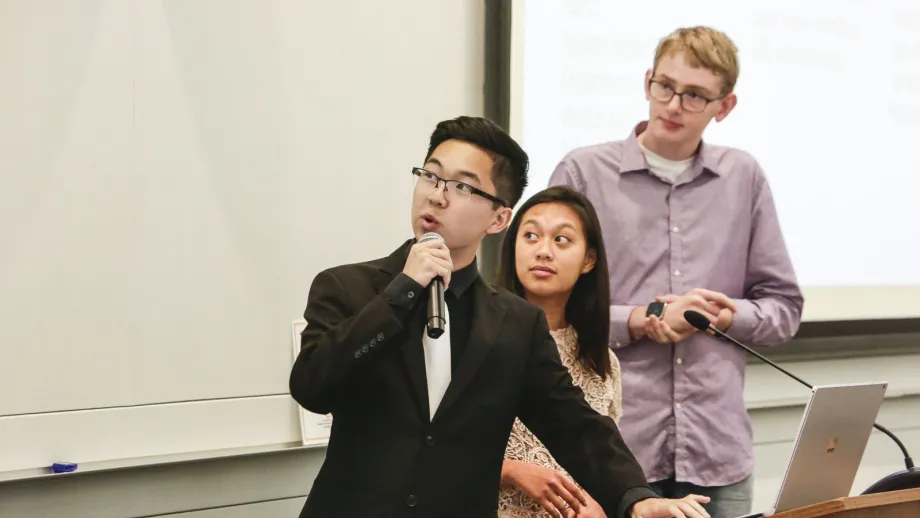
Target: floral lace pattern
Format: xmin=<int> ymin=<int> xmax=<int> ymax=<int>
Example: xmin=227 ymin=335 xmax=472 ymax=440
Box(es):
xmin=498 ymin=326 xmax=623 ymax=517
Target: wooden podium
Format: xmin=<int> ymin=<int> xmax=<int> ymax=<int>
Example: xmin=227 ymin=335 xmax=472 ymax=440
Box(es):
xmin=770 ymin=487 xmax=920 ymax=518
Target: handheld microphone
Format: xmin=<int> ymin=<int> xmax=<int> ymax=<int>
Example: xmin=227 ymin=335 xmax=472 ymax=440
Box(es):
xmin=419 ymin=232 xmax=446 ymax=339
xmin=684 ymin=310 xmax=919 ymax=494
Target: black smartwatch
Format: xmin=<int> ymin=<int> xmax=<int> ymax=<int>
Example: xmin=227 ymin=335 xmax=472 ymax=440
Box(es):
xmin=646 ymin=301 xmax=668 ymax=318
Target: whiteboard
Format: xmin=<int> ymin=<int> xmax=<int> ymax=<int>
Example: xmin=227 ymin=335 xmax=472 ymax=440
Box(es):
xmin=0 ymin=0 xmax=483 ymax=472
xmin=509 ymin=0 xmax=920 ymax=320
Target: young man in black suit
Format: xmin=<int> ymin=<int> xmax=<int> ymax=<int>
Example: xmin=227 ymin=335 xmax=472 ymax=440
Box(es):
xmin=290 ymin=116 xmax=710 ymax=518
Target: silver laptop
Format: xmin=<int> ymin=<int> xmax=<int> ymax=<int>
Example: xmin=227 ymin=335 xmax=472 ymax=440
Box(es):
xmin=759 ymin=382 xmax=888 ymax=516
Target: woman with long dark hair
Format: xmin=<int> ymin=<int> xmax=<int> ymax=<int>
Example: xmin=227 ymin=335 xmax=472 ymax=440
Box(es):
xmin=496 ymin=186 xmax=622 ymax=518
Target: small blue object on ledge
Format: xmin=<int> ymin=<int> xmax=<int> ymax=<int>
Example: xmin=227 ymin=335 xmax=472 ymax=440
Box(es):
xmin=51 ymin=462 xmax=78 ymax=474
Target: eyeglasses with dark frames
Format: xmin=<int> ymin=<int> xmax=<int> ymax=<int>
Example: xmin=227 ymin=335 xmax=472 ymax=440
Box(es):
xmin=648 ymin=78 xmax=724 ymax=113
xmin=411 ymin=167 xmax=508 ymax=207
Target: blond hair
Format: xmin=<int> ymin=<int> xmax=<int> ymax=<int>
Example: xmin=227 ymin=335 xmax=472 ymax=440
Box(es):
xmin=653 ymin=26 xmax=739 ymax=94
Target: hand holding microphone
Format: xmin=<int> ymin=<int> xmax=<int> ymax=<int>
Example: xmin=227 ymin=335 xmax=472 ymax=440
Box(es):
xmin=404 ymin=233 xmax=452 ymax=338
xmin=403 ymin=233 xmax=453 ymax=290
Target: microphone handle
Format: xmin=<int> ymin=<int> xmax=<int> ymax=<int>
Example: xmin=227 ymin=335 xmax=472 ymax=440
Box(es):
xmin=709 ymin=326 xmax=915 ymax=470
xmin=426 ymin=277 xmax=445 ymax=339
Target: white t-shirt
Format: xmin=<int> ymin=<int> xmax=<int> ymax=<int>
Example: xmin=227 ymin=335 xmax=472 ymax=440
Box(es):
xmin=638 ymin=141 xmax=694 ymax=183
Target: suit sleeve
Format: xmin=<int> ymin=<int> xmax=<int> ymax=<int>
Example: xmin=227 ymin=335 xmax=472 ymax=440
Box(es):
xmin=518 ymin=311 xmax=657 ymax=518
xmin=289 ymin=269 xmax=422 ymax=414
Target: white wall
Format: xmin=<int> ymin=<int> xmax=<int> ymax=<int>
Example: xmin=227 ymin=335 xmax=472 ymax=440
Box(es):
xmin=0 ymin=0 xmax=484 ymax=515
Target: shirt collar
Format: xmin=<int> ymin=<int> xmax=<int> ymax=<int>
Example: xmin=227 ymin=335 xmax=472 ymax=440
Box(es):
xmin=620 ymin=120 xmax=723 ymax=178
xmin=447 ymin=256 xmax=480 ymax=298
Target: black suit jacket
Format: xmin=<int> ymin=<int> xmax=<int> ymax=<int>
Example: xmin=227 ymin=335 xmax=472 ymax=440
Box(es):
xmin=290 ymin=240 xmax=655 ymax=518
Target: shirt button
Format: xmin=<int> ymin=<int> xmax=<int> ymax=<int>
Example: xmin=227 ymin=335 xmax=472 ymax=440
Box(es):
xmin=673 ymin=270 xmax=682 ymax=277
xmin=377 ymin=333 xmax=385 ymax=341
xmin=406 ymin=494 xmax=418 ymax=507
xmin=672 ymin=226 xmax=680 ymax=233
xmin=354 ymin=351 xmax=361 ymax=359
xmin=407 ymin=291 xmax=415 ymax=299
xmin=369 ymin=338 xmax=377 ymax=347
xmin=361 ymin=344 xmax=369 ymax=353
xmin=676 ymin=358 xmax=683 ymax=365
xmin=614 ymin=341 xmax=623 ymax=348
xmin=425 ymin=434 xmax=435 ymax=446
xmin=675 ymin=402 xmax=682 ymax=409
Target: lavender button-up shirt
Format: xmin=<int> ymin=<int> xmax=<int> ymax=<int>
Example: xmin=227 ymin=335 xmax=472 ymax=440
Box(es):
xmin=548 ymin=121 xmax=804 ymax=487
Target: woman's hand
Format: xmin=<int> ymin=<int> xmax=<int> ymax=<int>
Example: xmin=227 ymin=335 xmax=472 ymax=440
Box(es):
xmin=502 ymin=459 xmax=587 ymax=517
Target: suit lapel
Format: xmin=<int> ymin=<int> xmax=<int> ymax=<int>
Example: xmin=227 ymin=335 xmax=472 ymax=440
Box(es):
xmin=373 ymin=240 xmax=430 ymax=419
xmin=432 ymin=280 xmax=505 ymax=422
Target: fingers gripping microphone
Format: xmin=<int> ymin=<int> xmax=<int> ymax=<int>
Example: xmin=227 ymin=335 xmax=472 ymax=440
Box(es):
xmin=419 ymin=232 xmax=446 ymax=339
xmin=684 ymin=310 xmax=919 ymax=495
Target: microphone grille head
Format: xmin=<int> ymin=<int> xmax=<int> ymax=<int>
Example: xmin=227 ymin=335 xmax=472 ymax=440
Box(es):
xmin=684 ymin=310 xmax=712 ymax=332
xmin=419 ymin=232 xmax=444 ymax=244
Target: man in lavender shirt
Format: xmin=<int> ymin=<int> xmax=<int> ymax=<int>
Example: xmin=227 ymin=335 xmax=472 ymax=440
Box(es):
xmin=548 ymin=26 xmax=804 ymax=518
